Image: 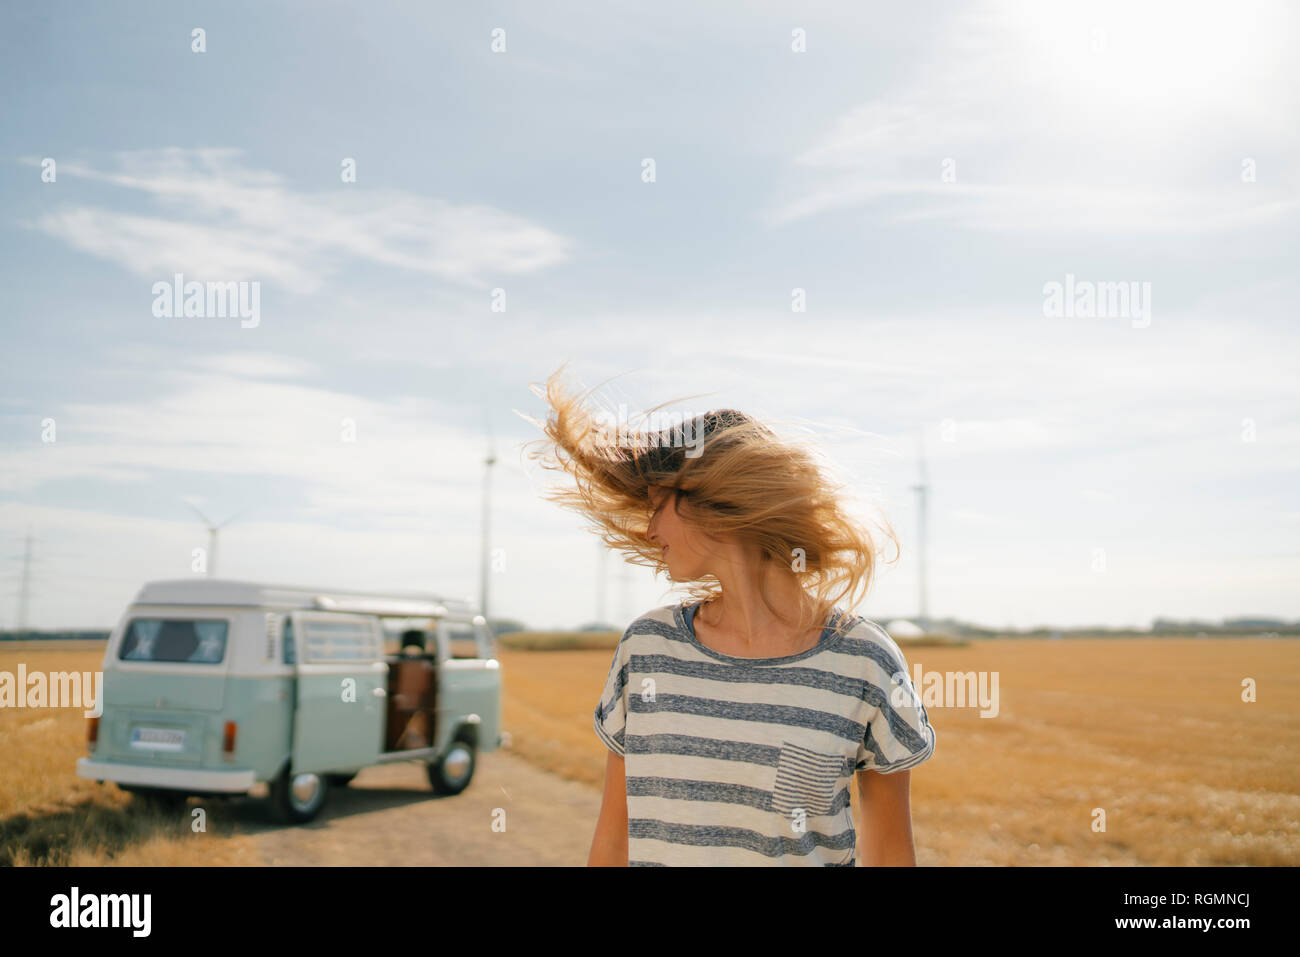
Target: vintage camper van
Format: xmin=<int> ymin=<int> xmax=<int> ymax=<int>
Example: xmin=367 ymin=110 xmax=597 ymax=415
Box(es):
xmin=76 ymin=579 xmax=503 ymax=824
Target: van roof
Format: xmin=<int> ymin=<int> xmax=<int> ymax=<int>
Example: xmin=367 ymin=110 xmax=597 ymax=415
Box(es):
xmin=132 ymin=578 xmax=480 ymax=619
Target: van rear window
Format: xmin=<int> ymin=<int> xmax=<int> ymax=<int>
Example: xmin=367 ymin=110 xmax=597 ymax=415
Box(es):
xmin=119 ymin=619 xmax=229 ymax=663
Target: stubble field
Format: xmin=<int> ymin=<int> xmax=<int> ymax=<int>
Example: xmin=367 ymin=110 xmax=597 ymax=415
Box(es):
xmin=2 ymin=636 xmax=1296 ymax=865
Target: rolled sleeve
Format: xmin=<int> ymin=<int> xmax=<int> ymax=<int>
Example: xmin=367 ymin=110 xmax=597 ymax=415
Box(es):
xmin=854 ymin=624 xmax=937 ymax=774
xmin=593 ymin=628 xmax=631 ymax=756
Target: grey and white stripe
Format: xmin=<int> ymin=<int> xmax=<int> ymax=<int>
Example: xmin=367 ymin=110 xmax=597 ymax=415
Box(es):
xmin=594 ymin=600 xmax=936 ymax=866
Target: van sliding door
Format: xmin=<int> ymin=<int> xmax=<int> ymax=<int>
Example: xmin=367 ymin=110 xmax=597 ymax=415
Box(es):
xmin=288 ymin=611 xmax=386 ymax=774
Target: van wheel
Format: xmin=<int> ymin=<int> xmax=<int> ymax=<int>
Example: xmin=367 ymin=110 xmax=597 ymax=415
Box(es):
xmin=325 ymin=772 xmax=357 ymax=787
xmin=427 ymin=740 xmax=475 ymax=795
xmin=269 ymin=767 xmax=329 ymax=824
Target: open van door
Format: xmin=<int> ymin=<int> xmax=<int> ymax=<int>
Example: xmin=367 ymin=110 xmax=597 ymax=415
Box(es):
xmin=289 ymin=611 xmax=386 ymax=774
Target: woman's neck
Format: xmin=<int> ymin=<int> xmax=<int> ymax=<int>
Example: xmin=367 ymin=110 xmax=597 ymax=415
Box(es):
xmin=699 ymin=562 xmax=824 ymax=643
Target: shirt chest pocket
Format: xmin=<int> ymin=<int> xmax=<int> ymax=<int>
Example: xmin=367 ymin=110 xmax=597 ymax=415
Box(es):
xmin=770 ymin=740 xmax=848 ymax=817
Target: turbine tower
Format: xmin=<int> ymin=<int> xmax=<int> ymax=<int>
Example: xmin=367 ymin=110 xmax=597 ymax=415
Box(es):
xmin=596 ymin=541 xmax=608 ymax=625
xmin=911 ymin=429 xmax=930 ymax=630
xmin=185 ymin=503 xmax=243 ymax=577
xmin=16 ymin=527 xmax=34 ymax=632
xmin=479 ymin=409 xmax=497 ymax=621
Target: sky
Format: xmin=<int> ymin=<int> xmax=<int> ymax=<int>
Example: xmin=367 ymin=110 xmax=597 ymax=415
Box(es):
xmin=1 ymin=0 xmax=1297 ymax=631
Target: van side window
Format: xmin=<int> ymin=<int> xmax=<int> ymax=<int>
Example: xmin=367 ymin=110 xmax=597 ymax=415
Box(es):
xmin=301 ymin=615 xmax=381 ymax=662
xmin=283 ymin=618 xmax=296 ymax=665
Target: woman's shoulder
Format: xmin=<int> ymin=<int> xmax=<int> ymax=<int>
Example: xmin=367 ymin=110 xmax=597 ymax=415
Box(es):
xmin=838 ymin=611 xmax=887 ymax=638
xmin=835 ymin=613 xmax=914 ymax=666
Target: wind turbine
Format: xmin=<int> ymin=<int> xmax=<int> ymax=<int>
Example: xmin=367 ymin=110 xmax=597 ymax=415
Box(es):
xmin=910 ymin=429 xmax=930 ymax=630
xmin=596 ymin=540 xmax=608 ymax=625
xmin=479 ymin=407 xmax=497 ymax=621
xmin=185 ymin=502 xmax=245 ymax=577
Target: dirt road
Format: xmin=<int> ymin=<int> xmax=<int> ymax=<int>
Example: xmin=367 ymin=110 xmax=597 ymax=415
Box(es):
xmin=230 ymin=750 xmax=602 ymax=866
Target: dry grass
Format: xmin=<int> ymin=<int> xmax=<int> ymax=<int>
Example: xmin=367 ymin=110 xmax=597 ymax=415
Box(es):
xmin=0 ymin=642 xmax=262 ymax=866
xmin=497 ymin=630 xmax=621 ymax=651
xmin=498 ymin=636 xmax=1300 ymax=866
xmin=4 ymin=637 xmax=1296 ymax=865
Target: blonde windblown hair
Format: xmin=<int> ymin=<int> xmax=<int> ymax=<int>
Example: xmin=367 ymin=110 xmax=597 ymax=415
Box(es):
xmin=519 ymin=364 xmax=899 ymax=640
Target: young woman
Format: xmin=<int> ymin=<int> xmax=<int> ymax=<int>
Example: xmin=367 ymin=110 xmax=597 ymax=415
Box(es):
xmin=522 ymin=367 xmax=936 ymax=866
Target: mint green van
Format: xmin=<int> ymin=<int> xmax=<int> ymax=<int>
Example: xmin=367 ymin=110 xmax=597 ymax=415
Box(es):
xmin=76 ymin=579 xmax=504 ymax=824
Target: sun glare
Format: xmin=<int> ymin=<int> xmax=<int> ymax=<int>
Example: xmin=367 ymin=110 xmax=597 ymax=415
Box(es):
xmin=1005 ymin=0 xmax=1285 ymax=111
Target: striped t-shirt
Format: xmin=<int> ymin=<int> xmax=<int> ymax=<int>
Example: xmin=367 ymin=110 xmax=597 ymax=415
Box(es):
xmin=593 ymin=599 xmax=936 ymax=866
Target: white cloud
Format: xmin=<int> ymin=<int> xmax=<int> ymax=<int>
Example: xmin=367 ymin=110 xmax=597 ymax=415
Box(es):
xmin=1080 ymin=489 xmax=1116 ymax=504
xmin=193 ymin=352 xmax=316 ymax=379
xmin=22 ymin=148 xmax=574 ymax=293
xmin=0 ymin=359 xmax=506 ymax=509
xmin=766 ymin=0 xmax=1300 ymax=234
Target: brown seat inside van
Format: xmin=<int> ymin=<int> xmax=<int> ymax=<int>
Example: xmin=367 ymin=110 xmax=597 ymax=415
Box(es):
xmin=385 ymin=658 xmax=437 ymax=751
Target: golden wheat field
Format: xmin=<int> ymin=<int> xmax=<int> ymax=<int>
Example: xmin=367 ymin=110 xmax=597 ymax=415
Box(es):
xmin=2 ymin=637 xmax=1297 ymax=865
xmin=502 ymin=636 xmax=1300 ymax=866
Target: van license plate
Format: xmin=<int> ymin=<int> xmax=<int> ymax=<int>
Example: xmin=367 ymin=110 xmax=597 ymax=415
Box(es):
xmin=131 ymin=727 xmax=186 ymax=751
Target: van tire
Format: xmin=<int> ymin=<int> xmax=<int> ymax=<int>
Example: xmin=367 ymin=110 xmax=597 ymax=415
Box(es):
xmin=269 ymin=767 xmax=329 ymax=824
xmin=427 ymin=740 xmax=475 ymax=795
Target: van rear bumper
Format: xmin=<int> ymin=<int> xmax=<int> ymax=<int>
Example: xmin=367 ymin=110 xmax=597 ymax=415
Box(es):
xmin=76 ymin=758 xmax=256 ymax=792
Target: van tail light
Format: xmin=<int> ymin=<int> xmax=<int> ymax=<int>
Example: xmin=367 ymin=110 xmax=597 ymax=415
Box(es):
xmin=87 ymin=716 xmax=99 ymax=750
xmin=223 ymin=721 xmax=237 ymax=759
